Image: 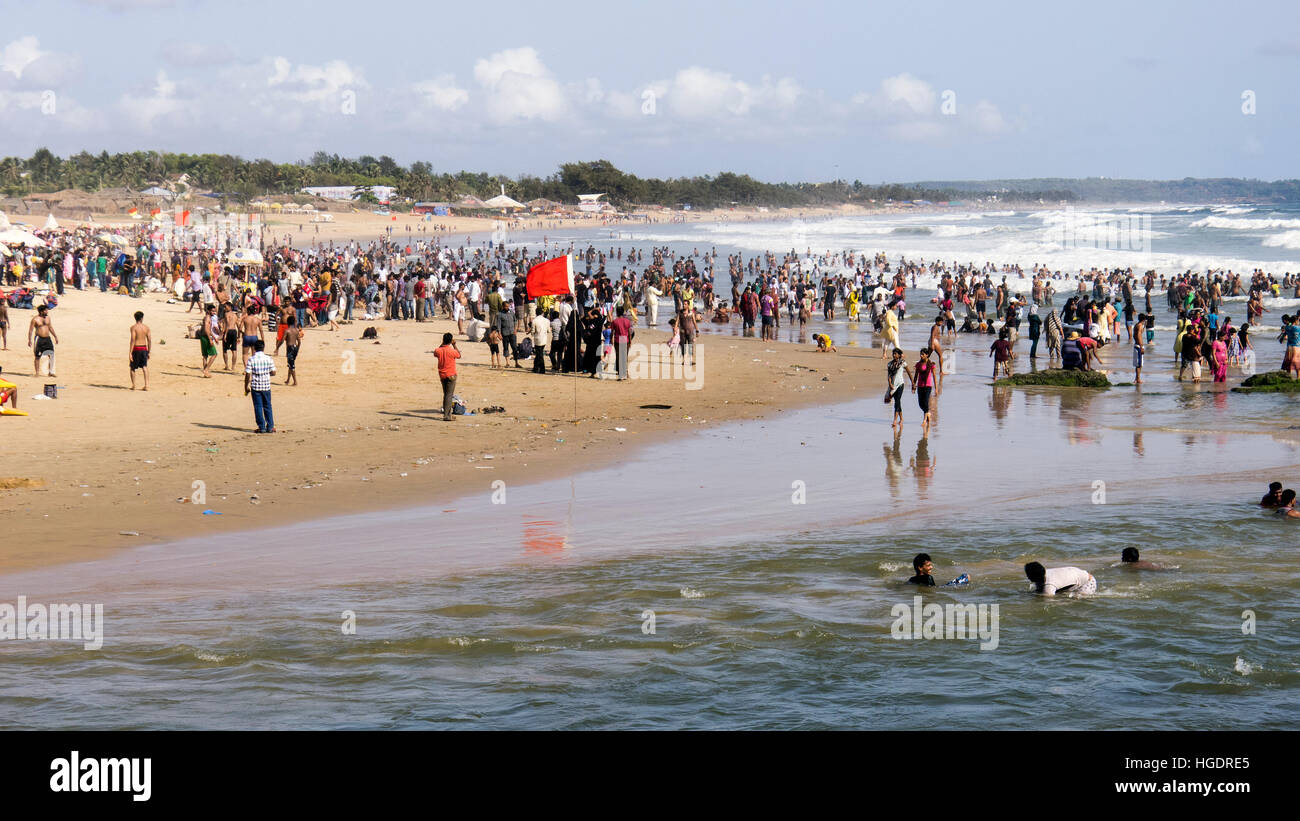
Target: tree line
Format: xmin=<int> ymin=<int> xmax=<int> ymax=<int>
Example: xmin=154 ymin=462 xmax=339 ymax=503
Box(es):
xmin=0 ymin=148 xmax=1082 ymax=208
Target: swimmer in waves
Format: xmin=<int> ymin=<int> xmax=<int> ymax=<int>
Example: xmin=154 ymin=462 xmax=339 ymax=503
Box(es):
xmin=1024 ymin=562 xmax=1096 ymax=596
xmin=1120 ymin=547 xmax=1166 ymax=570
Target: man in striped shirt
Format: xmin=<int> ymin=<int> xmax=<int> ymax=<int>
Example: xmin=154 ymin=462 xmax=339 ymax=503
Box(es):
xmin=243 ymin=339 xmax=277 ymax=433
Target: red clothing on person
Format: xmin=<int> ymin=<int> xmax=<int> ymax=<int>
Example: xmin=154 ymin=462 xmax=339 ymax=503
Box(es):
xmin=435 ymin=344 xmax=461 ymax=378
xmin=611 ymin=316 xmax=633 ymax=342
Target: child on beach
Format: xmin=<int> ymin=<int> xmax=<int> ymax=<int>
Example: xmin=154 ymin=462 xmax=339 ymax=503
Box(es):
xmin=814 ymin=333 xmax=836 ymax=352
xmin=487 ymin=327 xmax=502 ymax=369
xmin=283 ymin=315 xmax=302 ymax=386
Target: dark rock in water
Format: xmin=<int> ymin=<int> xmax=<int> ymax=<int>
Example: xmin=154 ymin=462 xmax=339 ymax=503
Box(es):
xmin=995 ymin=369 xmax=1111 ymax=388
xmin=1232 ymin=370 xmax=1300 ymax=393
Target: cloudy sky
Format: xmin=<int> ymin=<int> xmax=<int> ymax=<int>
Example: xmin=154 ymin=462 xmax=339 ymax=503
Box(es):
xmin=1 ymin=0 xmax=1297 ymax=183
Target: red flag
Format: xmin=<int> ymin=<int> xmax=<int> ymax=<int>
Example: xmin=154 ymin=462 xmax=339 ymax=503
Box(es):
xmin=179 ymin=210 xmax=191 ymax=227
xmin=150 ymin=208 xmax=160 ymax=217
xmin=526 ymin=256 xmax=574 ymax=298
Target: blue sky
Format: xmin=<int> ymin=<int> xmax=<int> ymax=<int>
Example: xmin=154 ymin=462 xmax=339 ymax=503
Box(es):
xmin=1 ymin=0 xmax=1297 ymax=182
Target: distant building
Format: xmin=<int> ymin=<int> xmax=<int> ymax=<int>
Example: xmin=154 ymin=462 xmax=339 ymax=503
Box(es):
xmin=301 ymin=185 xmax=396 ymax=203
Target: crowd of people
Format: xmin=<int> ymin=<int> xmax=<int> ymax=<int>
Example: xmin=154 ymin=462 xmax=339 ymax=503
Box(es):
xmin=4 ymin=218 xmax=1300 ymax=435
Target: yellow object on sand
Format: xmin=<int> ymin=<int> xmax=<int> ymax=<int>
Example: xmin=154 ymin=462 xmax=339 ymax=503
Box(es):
xmin=0 ymin=409 xmax=28 ymax=416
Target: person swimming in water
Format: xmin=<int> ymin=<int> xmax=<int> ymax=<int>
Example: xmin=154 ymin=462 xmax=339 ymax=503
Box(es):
xmin=1024 ymin=562 xmax=1097 ymax=596
xmin=908 ymin=553 xmax=936 ymax=586
xmin=1273 ymin=489 xmax=1300 ymax=519
xmin=1260 ymin=481 xmax=1284 ymax=507
xmin=1120 ymin=547 xmax=1164 ymax=570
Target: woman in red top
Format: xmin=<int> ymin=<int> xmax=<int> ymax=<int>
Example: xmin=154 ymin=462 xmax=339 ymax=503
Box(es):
xmin=912 ymin=348 xmax=937 ymax=434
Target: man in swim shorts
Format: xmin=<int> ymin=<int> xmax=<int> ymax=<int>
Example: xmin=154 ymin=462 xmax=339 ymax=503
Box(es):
xmin=240 ymin=303 xmax=263 ymax=368
xmin=128 ymin=310 xmax=151 ymax=390
xmin=1024 ymin=562 xmax=1097 ymax=595
xmin=28 ymin=304 xmax=58 ymax=377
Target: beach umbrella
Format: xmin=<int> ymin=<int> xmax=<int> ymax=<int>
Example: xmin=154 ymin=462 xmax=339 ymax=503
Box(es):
xmin=96 ymin=232 xmax=127 ymax=246
xmin=229 ymin=248 xmax=263 ymax=265
xmin=0 ymin=229 xmax=47 ymax=247
xmin=0 ymin=244 xmax=10 ymax=257
xmin=484 ymin=194 xmax=525 ymax=209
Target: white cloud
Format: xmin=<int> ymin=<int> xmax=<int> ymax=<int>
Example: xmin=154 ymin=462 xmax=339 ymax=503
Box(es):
xmin=473 ymin=47 xmax=566 ymax=122
xmin=161 ymin=41 xmax=235 ymax=67
xmin=971 ymin=99 xmax=1006 ymax=133
xmin=1 ymin=36 xmax=47 ymax=80
xmin=118 ymin=70 xmax=189 ymax=127
xmin=663 ymin=67 xmax=801 ymax=120
xmin=265 ymin=57 xmax=364 ymax=106
xmin=414 ymin=75 xmax=469 ymax=111
xmin=857 ymin=72 xmax=930 ymax=115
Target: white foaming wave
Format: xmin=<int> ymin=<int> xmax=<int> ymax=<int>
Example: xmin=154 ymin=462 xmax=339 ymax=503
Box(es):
xmin=878 ymin=561 xmax=906 ymax=572
xmin=1212 ymin=205 xmax=1255 ymax=215
xmin=1234 ymin=657 xmax=1256 ymax=675
xmin=679 ymin=587 xmax=706 ymax=599
xmin=1262 ymin=230 xmax=1300 ymax=250
xmin=623 ymin=218 xmax=1300 ymax=277
xmin=1191 ymin=216 xmax=1300 ymax=230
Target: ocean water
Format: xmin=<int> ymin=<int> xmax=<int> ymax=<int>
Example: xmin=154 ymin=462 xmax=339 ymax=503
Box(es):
xmin=3 ymin=213 xmax=1299 ymax=729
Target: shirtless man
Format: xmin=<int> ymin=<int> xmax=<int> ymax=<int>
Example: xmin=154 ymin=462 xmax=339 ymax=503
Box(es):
xmin=28 ymin=305 xmax=58 ymax=377
xmin=219 ymin=301 xmax=239 ymax=371
xmin=282 ymin=315 xmax=303 ymax=386
xmin=239 ymin=303 xmax=263 ymax=367
xmin=128 ymin=311 xmax=151 ymax=390
xmin=0 ymin=297 xmax=9 ymax=349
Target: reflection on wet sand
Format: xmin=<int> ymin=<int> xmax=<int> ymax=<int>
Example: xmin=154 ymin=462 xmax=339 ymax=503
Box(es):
xmin=910 ymin=437 xmax=936 ymax=498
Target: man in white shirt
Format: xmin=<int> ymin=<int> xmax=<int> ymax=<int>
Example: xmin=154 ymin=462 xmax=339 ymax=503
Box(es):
xmin=531 ymin=310 xmax=552 ymax=374
xmin=1024 ymin=562 xmax=1097 ymax=596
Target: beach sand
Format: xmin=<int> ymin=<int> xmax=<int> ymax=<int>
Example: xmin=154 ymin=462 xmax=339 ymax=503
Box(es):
xmin=0 ymin=287 xmax=881 ymax=574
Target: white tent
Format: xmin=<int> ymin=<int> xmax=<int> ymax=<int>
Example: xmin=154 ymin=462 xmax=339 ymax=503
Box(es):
xmin=483 ymin=194 xmax=525 ymax=209
xmin=43 ymin=213 xmax=58 ymax=231
xmin=0 ymin=228 xmax=47 ymax=247
xmin=0 ymin=211 xmax=9 ymax=229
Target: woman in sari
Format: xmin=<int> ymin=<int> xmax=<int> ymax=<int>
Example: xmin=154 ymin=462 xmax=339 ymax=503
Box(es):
xmin=1212 ymin=335 xmax=1229 ymax=383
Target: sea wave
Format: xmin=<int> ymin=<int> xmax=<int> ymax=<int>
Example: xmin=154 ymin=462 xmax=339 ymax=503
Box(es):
xmin=1262 ymin=230 xmax=1300 ymax=250
xmin=1191 ymin=216 xmax=1300 ymax=230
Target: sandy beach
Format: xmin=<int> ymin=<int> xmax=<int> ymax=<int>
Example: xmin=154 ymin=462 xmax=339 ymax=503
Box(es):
xmin=0 ymin=283 xmax=880 ymax=574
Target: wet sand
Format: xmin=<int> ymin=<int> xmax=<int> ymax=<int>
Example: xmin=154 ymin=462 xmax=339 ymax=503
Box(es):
xmin=0 ymin=286 xmax=880 ymax=573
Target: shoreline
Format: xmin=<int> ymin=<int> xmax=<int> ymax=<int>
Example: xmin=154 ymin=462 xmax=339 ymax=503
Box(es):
xmin=0 ymin=286 xmax=881 ymax=575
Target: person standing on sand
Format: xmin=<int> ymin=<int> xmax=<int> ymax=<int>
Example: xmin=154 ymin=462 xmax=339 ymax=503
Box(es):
xmin=283 ymin=315 xmax=303 ymax=386
xmin=1132 ymin=313 xmax=1148 ymax=384
xmin=28 ymin=304 xmax=58 ymax=377
xmin=243 ymin=339 xmax=276 ymax=434
xmin=0 ymin=297 xmax=9 ymax=349
xmin=199 ymin=304 xmax=219 ymax=378
xmin=885 ymin=348 xmax=913 ymax=429
xmin=912 ymin=348 xmax=937 ymax=434
xmin=240 ymin=303 xmax=263 ymax=368
xmin=434 ymin=332 xmax=461 ymax=421
xmin=880 ymin=303 xmax=900 ymax=359
xmin=128 ymin=311 xmax=151 ymax=390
